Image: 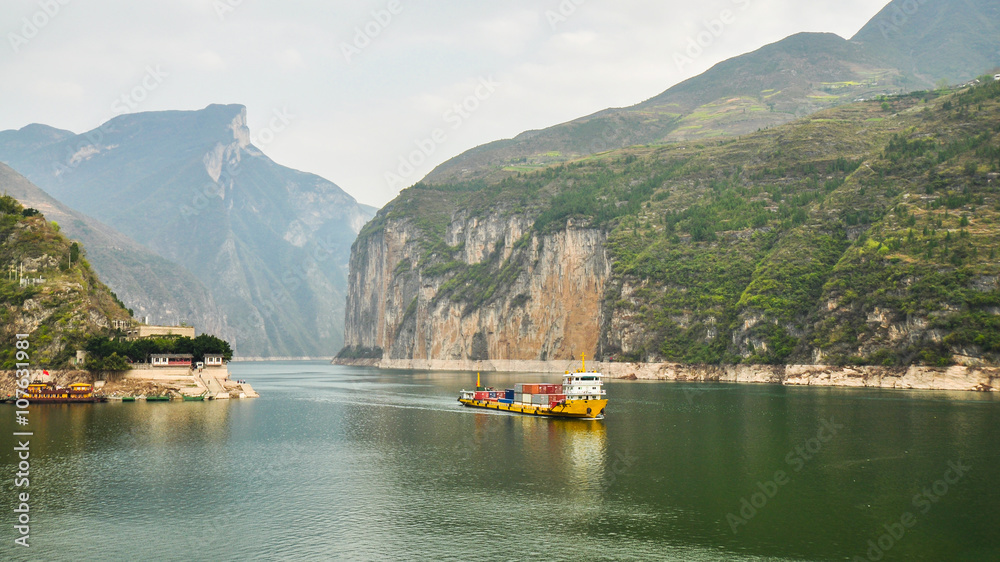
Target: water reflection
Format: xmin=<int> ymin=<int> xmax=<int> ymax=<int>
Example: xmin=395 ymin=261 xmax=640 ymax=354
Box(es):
xmin=1 ymin=364 xmax=998 ymax=561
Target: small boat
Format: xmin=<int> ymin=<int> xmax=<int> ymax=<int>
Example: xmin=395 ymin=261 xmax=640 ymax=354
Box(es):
xmin=182 ymin=393 xmax=206 ymax=401
xmin=458 ymin=356 xmax=608 ymax=420
xmin=145 ymin=395 xmax=170 ymax=402
xmin=121 ymin=396 xmax=136 ymax=402
xmin=9 ymin=382 xmax=105 ymax=404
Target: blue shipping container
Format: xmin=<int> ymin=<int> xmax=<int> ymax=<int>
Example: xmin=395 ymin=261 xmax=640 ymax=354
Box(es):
xmin=504 ymin=389 xmax=514 ymax=400
xmin=499 ymin=399 xmax=514 ymax=404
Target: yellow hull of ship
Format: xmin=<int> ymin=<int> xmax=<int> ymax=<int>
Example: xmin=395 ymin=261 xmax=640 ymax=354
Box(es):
xmin=459 ymin=398 xmax=607 ymax=419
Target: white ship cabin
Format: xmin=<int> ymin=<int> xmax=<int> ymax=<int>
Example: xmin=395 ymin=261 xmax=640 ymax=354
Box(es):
xmin=562 ymin=371 xmax=606 ymax=401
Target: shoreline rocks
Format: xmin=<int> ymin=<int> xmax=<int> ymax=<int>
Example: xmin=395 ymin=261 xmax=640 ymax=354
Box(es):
xmin=333 ymin=358 xmax=999 ymax=393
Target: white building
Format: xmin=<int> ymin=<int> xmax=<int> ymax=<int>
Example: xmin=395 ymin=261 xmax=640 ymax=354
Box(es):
xmin=204 ymin=354 xmax=225 ymax=367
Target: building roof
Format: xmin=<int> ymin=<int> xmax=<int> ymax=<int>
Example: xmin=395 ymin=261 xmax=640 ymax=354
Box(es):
xmin=151 ymin=353 xmax=194 ymax=359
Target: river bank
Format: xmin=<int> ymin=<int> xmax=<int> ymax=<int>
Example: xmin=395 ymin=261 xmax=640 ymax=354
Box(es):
xmin=332 ymin=358 xmax=998 ymax=392
xmin=1 ymin=364 xmax=258 ymax=399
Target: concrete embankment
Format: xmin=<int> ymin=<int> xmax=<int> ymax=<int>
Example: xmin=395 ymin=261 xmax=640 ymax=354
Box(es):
xmin=1 ymin=365 xmax=258 ymax=399
xmin=333 ymin=358 xmax=999 ymax=392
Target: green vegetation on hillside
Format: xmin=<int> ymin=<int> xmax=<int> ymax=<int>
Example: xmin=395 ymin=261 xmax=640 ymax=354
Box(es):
xmin=423 ymin=1 xmax=998 ymax=187
xmin=0 ymin=194 xmax=133 ymax=368
xmin=371 ymin=79 xmax=1000 ymax=367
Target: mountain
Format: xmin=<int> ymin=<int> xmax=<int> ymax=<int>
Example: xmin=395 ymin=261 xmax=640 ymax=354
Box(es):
xmin=851 ymin=0 xmax=1000 ymax=86
xmin=423 ymin=0 xmax=1000 ymax=186
xmin=339 ymin=81 xmax=1000 ymax=368
xmin=0 ymin=191 xmax=132 ymax=368
xmin=0 ymin=104 xmax=375 ymax=357
xmin=0 ymin=163 xmax=228 ymax=338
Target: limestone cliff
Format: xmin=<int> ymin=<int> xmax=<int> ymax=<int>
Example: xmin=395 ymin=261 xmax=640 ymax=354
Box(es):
xmin=340 ymin=82 xmax=1000 ymax=371
xmin=343 ymin=208 xmax=610 ymax=361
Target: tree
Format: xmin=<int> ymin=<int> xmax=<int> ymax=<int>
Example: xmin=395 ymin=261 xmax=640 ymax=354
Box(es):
xmin=84 ymin=351 xmax=131 ymax=372
xmin=192 ymin=334 xmax=234 ymax=361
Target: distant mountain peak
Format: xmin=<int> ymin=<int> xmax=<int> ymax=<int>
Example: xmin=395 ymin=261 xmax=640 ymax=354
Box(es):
xmin=420 ymin=0 xmax=999 ymax=185
xmin=0 ymin=103 xmax=376 ymax=357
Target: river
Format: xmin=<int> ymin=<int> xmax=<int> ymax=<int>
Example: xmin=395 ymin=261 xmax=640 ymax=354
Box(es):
xmin=2 ymin=361 xmax=998 ymax=560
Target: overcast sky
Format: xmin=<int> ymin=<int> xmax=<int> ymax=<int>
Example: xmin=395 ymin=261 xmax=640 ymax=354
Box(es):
xmin=1 ymin=0 xmax=892 ymax=207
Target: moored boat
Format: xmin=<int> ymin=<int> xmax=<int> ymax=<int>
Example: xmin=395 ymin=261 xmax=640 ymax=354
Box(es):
xmin=15 ymin=382 xmax=105 ymax=403
xmin=458 ymin=356 xmax=607 ymax=420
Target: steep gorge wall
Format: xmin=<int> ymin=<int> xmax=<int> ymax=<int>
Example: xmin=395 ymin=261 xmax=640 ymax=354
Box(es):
xmin=343 ymin=213 xmax=610 ymax=362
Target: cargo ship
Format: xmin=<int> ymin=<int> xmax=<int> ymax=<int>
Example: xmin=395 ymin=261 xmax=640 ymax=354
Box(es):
xmin=458 ymin=356 xmax=607 ymax=419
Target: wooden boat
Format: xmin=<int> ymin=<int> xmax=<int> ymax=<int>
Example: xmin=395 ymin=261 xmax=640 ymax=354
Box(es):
xmin=14 ymin=382 xmax=105 ymax=403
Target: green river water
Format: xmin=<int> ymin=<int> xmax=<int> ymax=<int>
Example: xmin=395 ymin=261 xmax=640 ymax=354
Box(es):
xmin=2 ymin=361 xmax=998 ymax=561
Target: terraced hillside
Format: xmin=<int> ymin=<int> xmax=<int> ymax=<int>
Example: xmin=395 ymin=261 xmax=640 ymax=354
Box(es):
xmin=422 ymin=0 xmax=999 ymax=186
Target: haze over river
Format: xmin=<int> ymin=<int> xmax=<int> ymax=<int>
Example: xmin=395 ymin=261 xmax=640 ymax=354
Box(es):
xmin=2 ymin=361 xmax=998 ymax=560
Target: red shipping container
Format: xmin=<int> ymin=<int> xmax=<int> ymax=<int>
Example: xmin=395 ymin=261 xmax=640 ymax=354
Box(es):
xmin=474 ymin=391 xmax=489 ymax=400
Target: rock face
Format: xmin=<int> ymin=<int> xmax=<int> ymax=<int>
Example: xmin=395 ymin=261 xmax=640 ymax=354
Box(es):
xmin=0 ymin=105 xmax=375 ymax=357
xmin=343 ymin=212 xmax=610 ymax=361
xmin=341 ymin=79 xmax=1000 ymax=372
xmin=0 ymin=194 xmax=132 ymax=367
